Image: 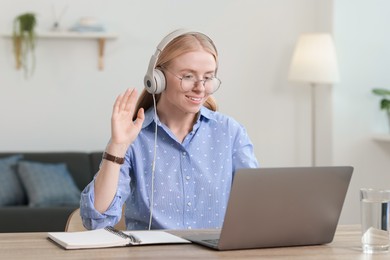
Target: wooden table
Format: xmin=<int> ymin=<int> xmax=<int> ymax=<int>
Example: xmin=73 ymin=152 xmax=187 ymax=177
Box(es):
xmin=0 ymin=225 xmax=389 ymax=259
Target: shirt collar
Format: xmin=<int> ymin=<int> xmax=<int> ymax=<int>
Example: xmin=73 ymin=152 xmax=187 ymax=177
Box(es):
xmin=141 ymin=106 xmax=217 ymax=129
xmin=142 ymin=107 xmax=157 ymax=129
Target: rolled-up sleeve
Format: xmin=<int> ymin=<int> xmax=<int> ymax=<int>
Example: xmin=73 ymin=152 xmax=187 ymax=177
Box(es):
xmin=80 ymin=158 xmax=131 ymax=230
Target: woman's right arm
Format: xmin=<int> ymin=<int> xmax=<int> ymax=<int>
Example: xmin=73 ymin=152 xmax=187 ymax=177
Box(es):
xmin=93 ymin=88 xmax=145 ymax=213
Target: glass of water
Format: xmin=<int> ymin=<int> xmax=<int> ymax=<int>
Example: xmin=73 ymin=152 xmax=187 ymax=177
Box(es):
xmin=360 ymin=188 xmax=390 ymax=254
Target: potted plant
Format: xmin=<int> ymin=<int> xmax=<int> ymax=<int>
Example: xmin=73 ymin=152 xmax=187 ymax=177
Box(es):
xmin=13 ymin=12 xmax=37 ymax=78
xmin=372 ymin=88 xmax=390 ymax=131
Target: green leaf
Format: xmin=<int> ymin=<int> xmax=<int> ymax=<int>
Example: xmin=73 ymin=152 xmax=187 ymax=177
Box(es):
xmin=380 ymin=99 xmax=390 ymax=111
xmin=12 ymin=12 xmax=37 ymax=79
xmin=372 ymin=88 xmax=390 ymax=96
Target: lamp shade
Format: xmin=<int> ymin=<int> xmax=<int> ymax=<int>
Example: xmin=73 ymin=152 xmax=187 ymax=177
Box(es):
xmin=288 ymin=33 xmax=339 ymax=84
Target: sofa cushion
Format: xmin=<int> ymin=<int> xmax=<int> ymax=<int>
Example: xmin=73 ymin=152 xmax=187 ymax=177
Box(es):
xmin=17 ymin=161 xmax=81 ymax=207
xmin=19 ymin=152 xmax=94 ymax=190
xmin=0 ymin=155 xmax=26 ymax=206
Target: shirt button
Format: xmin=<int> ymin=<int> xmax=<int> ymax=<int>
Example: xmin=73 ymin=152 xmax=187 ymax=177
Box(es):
xmin=182 ymin=152 xmax=187 ymax=156
xmin=186 ymin=176 xmax=191 ymax=180
xmin=187 ymin=202 xmax=192 ymax=206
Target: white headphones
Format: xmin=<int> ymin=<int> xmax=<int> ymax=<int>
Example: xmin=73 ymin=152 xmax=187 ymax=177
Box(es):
xmin=143 ymin=29 xmax=217 ymax=94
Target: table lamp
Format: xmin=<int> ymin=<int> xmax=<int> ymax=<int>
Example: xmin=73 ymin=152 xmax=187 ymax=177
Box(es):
xmin=288 ymin=33 xmax=339 ymax=166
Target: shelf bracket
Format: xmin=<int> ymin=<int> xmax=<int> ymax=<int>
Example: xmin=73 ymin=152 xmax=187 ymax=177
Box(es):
xmin=98 ymin=38 xmax=105 ymax=70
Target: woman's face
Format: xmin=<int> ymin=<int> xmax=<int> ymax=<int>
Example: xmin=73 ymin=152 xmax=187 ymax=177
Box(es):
xmin=159 ymin=50 xmax=217 ymax=116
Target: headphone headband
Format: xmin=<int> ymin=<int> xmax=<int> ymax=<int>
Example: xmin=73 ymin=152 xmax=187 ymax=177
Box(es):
xmin=156 ymin=29 xmax=195 ymax=54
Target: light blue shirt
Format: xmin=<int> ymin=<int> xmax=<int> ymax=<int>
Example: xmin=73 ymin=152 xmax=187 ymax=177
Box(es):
xmin=80 ymin=106 xmax=259 ymax=230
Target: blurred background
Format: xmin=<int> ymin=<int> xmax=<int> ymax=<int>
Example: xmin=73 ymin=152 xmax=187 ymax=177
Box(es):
xmin=1 ymin=0 xmax=390 ymax=224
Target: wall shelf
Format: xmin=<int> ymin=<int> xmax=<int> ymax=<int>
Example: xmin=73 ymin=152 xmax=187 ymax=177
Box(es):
xmin=372 ymin=134 xmax=390 ymax=142
xmin=1 ymin=31 xmax=118 ymax=70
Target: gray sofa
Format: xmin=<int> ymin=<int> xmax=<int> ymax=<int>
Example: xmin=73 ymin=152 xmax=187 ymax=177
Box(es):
xmin=0 ymin=152 xmax=102 ymax=233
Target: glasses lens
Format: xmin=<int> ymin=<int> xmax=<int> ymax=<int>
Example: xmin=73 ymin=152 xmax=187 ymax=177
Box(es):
xmin=181 ymin=77 xmax=221 ymax=94
xmin=207 ymin=78 xmax=221 ymax=94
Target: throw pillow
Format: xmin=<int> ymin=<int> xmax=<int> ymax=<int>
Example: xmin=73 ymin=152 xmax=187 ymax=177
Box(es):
xmin=17 ymin=161 xmax=81 ymax=207
xmin=0 ymin=155 xmax=26 ymax=206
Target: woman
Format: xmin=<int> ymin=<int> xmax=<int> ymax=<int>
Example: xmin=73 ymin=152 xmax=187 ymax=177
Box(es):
xmin=80 ymin=30 xmax=259 ymax=230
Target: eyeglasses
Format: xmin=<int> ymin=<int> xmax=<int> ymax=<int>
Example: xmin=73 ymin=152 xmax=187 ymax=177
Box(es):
xmin=161 ymin=67 xmax=221 ymax=94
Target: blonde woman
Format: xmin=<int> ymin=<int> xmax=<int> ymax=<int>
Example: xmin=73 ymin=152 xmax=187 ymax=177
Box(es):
xmin=80 ymin=29 xmax=259 ymax=230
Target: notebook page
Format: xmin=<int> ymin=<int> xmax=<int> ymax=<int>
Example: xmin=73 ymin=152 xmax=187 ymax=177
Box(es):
xmin=48 ymin=229 xmax=129 ymax=249
xmin=123 ymin=230 xmax=190 ymax=245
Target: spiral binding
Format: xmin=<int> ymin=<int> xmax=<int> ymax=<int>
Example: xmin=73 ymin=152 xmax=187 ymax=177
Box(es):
xmin=104 ymin=226 xmax=142 ymax=244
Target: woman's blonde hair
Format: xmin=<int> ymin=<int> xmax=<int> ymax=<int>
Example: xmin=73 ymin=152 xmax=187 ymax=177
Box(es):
xmin=133 ymin=32 xmax=218 ymax=120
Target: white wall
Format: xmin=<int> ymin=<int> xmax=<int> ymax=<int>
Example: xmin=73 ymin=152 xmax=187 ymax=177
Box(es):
xmin=333 ymin=0 xmax=390 ymax=224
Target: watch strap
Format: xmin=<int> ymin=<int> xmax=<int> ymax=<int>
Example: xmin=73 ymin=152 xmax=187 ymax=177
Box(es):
xmin=103 ymin=152 xmax=125 ymax=165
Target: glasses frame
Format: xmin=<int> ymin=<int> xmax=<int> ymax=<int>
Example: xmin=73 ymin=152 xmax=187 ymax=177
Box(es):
xmin=160 ymin=66 xmax=221 ymax=94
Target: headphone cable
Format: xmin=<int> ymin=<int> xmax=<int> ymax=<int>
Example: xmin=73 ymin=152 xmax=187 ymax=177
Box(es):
xmin=148 ymin=93 xmax=158 ymax=230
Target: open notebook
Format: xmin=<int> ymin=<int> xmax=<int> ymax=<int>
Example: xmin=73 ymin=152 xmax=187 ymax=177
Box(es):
xmin=48 ymin=226 xmax=190 ymax=250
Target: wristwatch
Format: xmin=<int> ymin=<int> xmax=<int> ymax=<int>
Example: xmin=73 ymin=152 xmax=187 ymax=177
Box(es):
xmin=103 ymin=152 xmax=125 ymax=165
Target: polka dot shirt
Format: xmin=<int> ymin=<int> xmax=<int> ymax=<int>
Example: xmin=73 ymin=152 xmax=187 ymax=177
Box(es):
xmin=81 ymin=106 xmax=259 ymax=230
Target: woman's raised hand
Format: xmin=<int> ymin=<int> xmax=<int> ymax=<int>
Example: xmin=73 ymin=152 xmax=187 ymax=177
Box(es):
xmin=109 ymin=88 xmax=145 ymax=153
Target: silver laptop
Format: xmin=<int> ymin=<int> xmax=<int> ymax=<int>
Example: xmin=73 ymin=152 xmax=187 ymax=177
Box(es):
xmin=184 ymin=166 xmax=353 ymax=251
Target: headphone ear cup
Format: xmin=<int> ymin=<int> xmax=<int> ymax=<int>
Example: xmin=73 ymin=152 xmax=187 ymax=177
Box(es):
xmin=153 ymin=69 xmax=166 ymax=94
xmin=144 ymin=68 xmax=166 ymax=94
